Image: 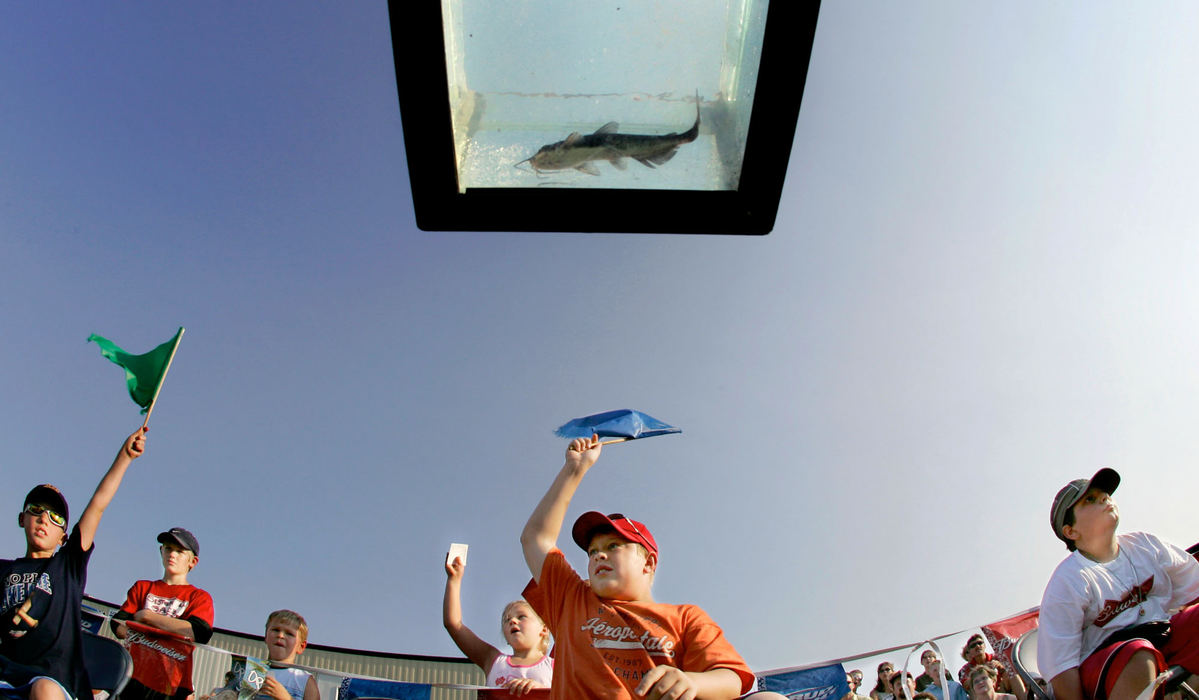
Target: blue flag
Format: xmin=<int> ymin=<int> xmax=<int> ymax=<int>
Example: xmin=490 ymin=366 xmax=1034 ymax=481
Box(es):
xmin=338 ymin=678 xmax=431 ymax=700
xmin=554 ymin=409 xmax=681 ymax=440
xmin=759 ymin=662 xmax=849 ymax=700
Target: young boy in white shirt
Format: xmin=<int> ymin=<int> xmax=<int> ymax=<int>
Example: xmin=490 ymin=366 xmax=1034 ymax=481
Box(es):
xmin=256 ymin=610 xmax=319 ymax=700
xmin=1038 ymin=468 xmax=1199 ymax=700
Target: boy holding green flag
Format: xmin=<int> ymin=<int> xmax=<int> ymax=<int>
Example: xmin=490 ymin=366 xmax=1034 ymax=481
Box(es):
xmin=0 ymin=428 xmax=149 ymax=700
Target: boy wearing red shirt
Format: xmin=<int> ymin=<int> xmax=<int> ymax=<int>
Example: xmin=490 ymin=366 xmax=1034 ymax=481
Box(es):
xmin=113 ymin=528 xmax=214 ymax=700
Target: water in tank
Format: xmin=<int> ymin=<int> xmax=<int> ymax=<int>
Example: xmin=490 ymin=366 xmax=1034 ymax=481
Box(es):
xmin=438 ymin=0 xmax=770 ymax=192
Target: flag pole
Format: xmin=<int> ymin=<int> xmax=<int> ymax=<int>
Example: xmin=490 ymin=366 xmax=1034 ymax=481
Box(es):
xmin=141 ymin=327 xmax=184 ymax=429
xmin=598 ymin=438 xmax=630 ymax=446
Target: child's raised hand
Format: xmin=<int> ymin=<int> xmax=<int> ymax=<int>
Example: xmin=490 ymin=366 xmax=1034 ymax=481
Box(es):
xmin=122 ymin=427 xmax=148 ymax=460
xmin=565 ymin=434 xmax=602 ymax=471
xmin=445 ymin=555 xmax=465 ymax=580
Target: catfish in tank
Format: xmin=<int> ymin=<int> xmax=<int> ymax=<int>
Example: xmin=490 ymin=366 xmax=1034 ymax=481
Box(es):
xmin=519 ymin=93 xmax=701 ymax=176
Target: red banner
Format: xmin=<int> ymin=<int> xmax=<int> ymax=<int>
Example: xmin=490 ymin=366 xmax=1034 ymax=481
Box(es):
xmin=981 ymin=609 xmax=1039 ymax=673
xmin=122 ymin=620 xmax=196 ymax=694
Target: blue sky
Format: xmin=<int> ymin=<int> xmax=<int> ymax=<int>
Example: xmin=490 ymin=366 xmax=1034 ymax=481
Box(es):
xmin=4 ymin=1 xmax=1199 ymax=676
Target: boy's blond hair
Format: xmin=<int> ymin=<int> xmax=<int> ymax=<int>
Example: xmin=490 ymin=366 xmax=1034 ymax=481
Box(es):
xmin=266 ymin=609 xmax=309 ymax=645
xmin=500 ymin=600 xmax=551 ymax=653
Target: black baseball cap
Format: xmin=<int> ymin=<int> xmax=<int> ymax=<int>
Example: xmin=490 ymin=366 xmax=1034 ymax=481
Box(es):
xmin=157 ymin=527 xmax=200 ymax=555
xmin=24 ymin=485 xmax=69 ymax=526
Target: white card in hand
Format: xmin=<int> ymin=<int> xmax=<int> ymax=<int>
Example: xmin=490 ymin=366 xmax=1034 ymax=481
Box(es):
xmin=447 ymin=542 xmax=469 ymax=567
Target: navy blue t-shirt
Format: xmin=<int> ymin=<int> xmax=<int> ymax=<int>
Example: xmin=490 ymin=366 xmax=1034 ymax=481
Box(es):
xmin=0 ymin=526 xmax=92 ymax=700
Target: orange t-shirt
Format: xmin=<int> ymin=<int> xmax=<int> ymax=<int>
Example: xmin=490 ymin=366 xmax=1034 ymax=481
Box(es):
xmin=530 ymin=549 xmax=753 ymax=699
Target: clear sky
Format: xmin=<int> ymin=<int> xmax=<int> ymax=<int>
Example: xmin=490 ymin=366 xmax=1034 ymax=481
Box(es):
xmin=4 ymin=1 xmax=1199 ymax=677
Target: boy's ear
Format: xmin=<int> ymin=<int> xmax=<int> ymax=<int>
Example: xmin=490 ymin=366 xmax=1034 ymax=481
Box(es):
xmin=296 ymin=638 xmax=307 ymax=655
xmin=17 ymin=512 xmax=23 ymax=528
xmin=644 ymin=552 xmax=658 ymax=574
xmin=188 ymin=555 xmax=198 ymax=572
xmin=1060 ymin=523 xmax=1080 ymax=545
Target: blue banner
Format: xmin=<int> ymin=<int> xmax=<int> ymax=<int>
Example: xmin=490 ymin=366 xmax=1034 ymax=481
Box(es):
xmin=80 ymin=607 xmax=108 ymax=635
xmin=759 ymin=662 xmax=849 ymax=700
xmin=337 ymin=678 xmax=431 ymax=700
xmin=554 ymin=409 xmax=681 ymax=440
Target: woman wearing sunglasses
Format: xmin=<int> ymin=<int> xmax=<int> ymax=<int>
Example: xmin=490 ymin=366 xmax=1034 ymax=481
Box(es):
xmin=871 ymin=662 xmax=897 ymax=700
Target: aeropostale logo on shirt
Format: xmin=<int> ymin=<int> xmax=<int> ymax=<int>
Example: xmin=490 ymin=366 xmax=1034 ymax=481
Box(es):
xmin=580 ymin=616 xmax=676 ymax=659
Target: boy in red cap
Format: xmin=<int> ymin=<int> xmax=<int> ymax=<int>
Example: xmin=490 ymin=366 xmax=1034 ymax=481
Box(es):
xmin=112 ymin=527 xmax=215 ymax=700
xmin=520 ymin=435 xmax=784 ymax=700
xmin=0 ymin=428 xmax=148 ymax=700
xmin=1038 ymin=468 xmax=1199 ymax=700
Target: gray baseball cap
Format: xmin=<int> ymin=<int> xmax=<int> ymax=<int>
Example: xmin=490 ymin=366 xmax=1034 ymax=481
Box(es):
xmin=1050 ymin=468 xmax=1120 ymax=548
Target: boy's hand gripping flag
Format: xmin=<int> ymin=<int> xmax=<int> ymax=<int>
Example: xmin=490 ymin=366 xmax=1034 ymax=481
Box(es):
xmin=88 ymin=327 xmax=184 ymax=425
xmin=554 ymin=409 xmax=681 ymax=445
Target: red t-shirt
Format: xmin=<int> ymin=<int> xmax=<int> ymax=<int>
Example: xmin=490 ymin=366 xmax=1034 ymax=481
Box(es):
xmin=531 ymin=549 xmax=753 ymax=699
xmin=958 ymin=655 xmax=1010 ymax=691
xmin=120 ymin=580 xmax=215 ymax=694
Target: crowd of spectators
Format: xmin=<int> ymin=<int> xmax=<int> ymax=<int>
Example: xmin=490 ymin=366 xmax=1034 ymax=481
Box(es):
xmin=846 ymin=637 xmax=1034 ymax=700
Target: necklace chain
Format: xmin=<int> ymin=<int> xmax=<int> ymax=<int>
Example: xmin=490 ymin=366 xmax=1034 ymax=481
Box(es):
xmin=1105 ymin=547 xmax=1147 ymax=617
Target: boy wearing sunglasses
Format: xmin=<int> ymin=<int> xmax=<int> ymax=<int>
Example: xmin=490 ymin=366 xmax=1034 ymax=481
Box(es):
xmin=0 ymin=428 xmax=147 ymax=700
xmin=520 ymin=435 xmax=785 ymax=700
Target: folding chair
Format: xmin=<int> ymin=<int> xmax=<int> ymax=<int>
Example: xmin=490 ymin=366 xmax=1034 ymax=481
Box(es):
xmin=1011 ymin=629 xmax=1051 ymax=700
xmin=81 ymin=632 xmax=133 ymax=697
xmin=1012 ymin=628 xmax=1199 ymax=700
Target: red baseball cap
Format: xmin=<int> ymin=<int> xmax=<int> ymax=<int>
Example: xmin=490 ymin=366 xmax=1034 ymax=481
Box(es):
xmin=571 ymin=512 xmax=658 ymax=558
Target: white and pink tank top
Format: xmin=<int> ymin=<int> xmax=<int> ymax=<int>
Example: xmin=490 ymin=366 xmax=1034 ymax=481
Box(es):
xmin=485 ymin=653 xmax=554 ymax=688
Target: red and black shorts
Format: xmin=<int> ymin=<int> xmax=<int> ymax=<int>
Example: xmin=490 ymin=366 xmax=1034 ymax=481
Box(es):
xmin=1080 ymin=604 xmax=1199 ymax=700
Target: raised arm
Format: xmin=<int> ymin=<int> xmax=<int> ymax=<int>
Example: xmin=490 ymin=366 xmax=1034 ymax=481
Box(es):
xmin=520 ymin=435 xmax=601 ymax=582
xmin=442 ymin=555 xmax=501 ymax=672
xmin=78 ymin=428 xmax=146 ymax=551
xmin=1005 ymin=667 xmax=1027 ymax=700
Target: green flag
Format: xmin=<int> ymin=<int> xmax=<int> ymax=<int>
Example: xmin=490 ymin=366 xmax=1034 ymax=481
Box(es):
xmin=88 ymin=327 xmax=184 ymax=414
